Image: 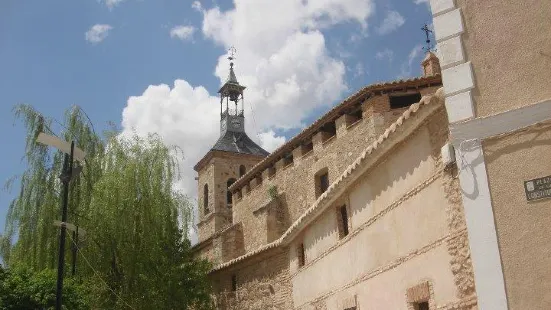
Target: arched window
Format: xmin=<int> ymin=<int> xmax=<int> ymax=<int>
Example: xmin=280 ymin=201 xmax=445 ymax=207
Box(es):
xmin=239 ymin=165 xmax=246 ymax=177
xmin=227 ymin=178 xmax=237 ymax=206
xmin=203 ymin=184 xmax=209 ymax=214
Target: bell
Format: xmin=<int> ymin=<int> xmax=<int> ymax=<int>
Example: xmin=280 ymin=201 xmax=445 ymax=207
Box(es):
xmin=229 ymin=92 xmax=239 ymax=102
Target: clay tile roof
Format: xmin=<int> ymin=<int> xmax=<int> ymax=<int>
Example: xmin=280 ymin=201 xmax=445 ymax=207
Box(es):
xmin=228 ymin=74 xmax=442 ymax=192
xmin=210 ymin=87 xmax=445 ymax=272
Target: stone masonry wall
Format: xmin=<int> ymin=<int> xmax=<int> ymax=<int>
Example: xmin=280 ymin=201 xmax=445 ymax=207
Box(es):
xmin=197 ymin=153 xmax=264 ymax=242
xmin=232 ymin=86 xmax=440 ymax=253
xmin=211 ymin=247 xmax=293 ymax=310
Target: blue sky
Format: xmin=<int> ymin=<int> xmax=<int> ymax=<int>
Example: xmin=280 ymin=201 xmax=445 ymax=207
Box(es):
xmin=0 ymin=0 xmax=433 ymax=235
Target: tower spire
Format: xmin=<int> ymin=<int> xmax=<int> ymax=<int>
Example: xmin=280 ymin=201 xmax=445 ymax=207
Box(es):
xmin=227 ymin=46 xmax=238 ymax=84
xmin=218 ymin=46 xmax=247 ymax=133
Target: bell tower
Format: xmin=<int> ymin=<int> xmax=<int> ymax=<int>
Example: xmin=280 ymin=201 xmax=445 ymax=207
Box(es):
xmin=194 ymin=47 xmax=269 ymax=243
xmin=219 ymin=46 xmax=246 ymax=135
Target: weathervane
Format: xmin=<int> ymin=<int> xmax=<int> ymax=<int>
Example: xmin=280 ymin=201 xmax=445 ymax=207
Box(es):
xmin=421 ymin=23 xmax=435 ymax=52
xmin=228 ymin=46 xmax=237 ymax=68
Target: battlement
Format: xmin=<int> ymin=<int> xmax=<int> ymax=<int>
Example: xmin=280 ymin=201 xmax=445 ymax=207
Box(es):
xmin=228 ymin=76 xmax=441 ymax=252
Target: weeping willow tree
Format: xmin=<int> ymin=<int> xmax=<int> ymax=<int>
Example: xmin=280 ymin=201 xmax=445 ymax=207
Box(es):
xmin=1 ymin=105 xmax=212 ymax=309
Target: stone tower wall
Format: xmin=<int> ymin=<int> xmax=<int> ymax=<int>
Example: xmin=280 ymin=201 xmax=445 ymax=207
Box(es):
xmin=197 ymin=152 xmax=265 ymax=242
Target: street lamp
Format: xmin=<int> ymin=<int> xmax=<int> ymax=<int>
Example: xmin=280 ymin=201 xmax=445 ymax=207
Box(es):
xmin=36 ymin=133 xmax=86 ymax=310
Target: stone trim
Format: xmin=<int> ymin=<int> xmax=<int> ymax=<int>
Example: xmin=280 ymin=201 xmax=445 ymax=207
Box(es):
xmin=339 ymin=294 xmax=357 ymax=310
xmin=435 ymin=295 xmax=477 ymax=310
xmin=430 ymin=0 xmax=455 ymax=17
xmin=444 ymin=91 xmax=474 ymax=123
xmin=441 ymin=62 xmax=474 ymax=98
xmin=406 ymin=281 xmax=431 ymax=303
xmin=433 ymin=9 xmax=464 ymax=43
xmin=295 ymin=228 xmax=468 ymax=309
xmin=429 ymin=1 xmax=508 ymax=308
xmin=406 ymin=281 xmax=436 ymax=310
xmin=450 ymin=98 xmax=551 ymax=144
xmin=437 ymin=36 xmax=465 ymax=70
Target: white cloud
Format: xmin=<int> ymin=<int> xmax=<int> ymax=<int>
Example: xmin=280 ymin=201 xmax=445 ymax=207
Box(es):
xmin=376 ymin=48 xmax=394 ymax=63
xmin=85 ymin=24 xmax=113 ymax=44
xmin=104 ymin=0 xmax=125 ymax=10
xmin=120 ymin=0 xmax=375 ymax=242
xmin=400 ymin=44 xmax=423 ymax=77
xmin=376 ymin=10 xmax=405 ymax=35
xmin=258 ymin=131 xmax=286 ymax=152
xmin=191 ymin=1 xmax=202 ymax=11
xmin=353 ymin=62 xmax=366 ymax=79
xmin=170 ymin=25 xmax=196 ymax=41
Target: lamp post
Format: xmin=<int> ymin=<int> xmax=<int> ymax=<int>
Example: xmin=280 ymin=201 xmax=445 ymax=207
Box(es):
xmin=36 ymin=133 xmax=86 ymax=310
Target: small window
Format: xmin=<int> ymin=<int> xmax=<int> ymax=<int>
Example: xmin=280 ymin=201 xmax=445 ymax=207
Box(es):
xmin=350 ymin=104 xmax=363 ymax=120
xmin=297 ymin=243 xmax=306 ymax=267
xmin=239 ymin=165 xmax=246 ymax=177
xmin=316 ymin=171 xmax=329 ymax=197
xmin=283 ymin=153 xmax=294 ymax=166
xmin=302 ymin=141 xmax=313 ymax=154
xmin=255 ymin=175 xmax=262 ymax=186
xmin=320 ymin=173 xmax=329 ymax=192
xmin=389 ymin=92 xmax=422 ymax=109
xmin=227 ymin=178 xmax=236 ymax=206
xmin=231 ymin=275 xmax=237 ymax=291
xmin=321 ymin=121 xmax=337 ymax=138
xmin=415 ymin=302 xmax=429 ymax=310
xmin=338 ymin=205 xmax=349 ymax=238
xmin=268 ymin=166 xmax=276 ymax=178
xmin=315 ymin=168 xmax=329 ymax=198
xmin=203 ymin=184 xmax=209 ymax=214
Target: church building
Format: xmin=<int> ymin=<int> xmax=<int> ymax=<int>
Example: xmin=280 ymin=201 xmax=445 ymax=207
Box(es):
xmin=191 ymin=50 xmax=476 ymax=309
xmin=192 ymin=2 xmax=551 ymax=309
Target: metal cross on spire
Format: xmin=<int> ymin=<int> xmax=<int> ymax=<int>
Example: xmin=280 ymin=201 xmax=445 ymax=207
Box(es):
xmin=228 ymin=46 xmax=237 ymax=68
xmin=421 ymin=23 xmax=435 ymax=52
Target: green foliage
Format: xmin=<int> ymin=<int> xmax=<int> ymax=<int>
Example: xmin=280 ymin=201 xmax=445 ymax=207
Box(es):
xmin=0 ymin=265 xmax=90 ymax=309
xmin=1 ymin=105 xmax=213 ymax=309
xmin=267 ymin=185 xmax=278 ymax=200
